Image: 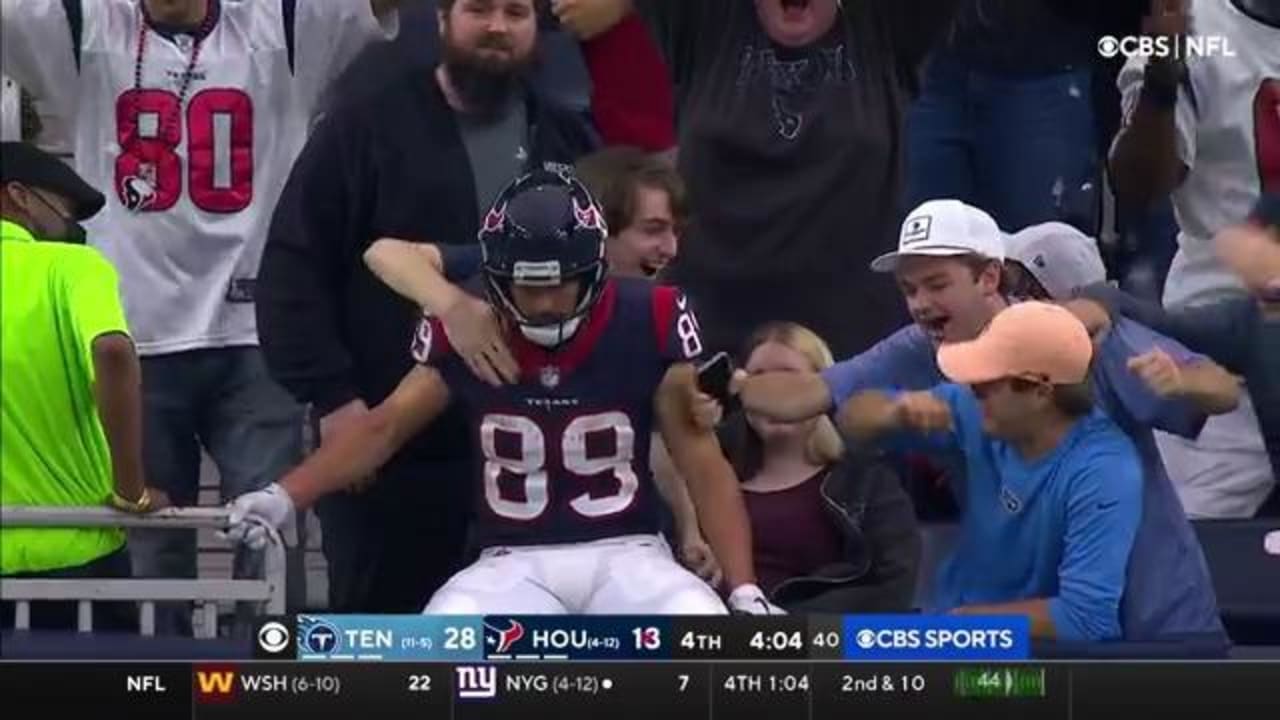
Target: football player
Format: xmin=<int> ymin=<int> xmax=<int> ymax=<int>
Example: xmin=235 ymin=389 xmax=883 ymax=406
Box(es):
xmin=359 ymin=150 xmax=723 ymax=587
xmin=226 ymin=170 xmax=780 ymax=615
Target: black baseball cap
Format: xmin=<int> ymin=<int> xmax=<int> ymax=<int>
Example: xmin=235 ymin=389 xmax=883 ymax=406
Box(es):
xmin=1 ymin=141 xmax=106 ymax=220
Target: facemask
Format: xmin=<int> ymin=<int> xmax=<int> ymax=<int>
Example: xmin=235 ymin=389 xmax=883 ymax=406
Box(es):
xmin=519 ymin=315 xmax=583 ymax=348
xmin=31 ymin=190 xmax=86 ymax=244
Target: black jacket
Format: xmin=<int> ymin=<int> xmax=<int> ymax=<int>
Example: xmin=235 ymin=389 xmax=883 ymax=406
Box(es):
xmin=258 ymin=62 xmax=597 ymax=467
xmin=769 ymin=451 xmax=922 ymax=613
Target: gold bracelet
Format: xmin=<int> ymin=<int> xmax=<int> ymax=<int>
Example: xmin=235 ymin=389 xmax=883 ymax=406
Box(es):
xmin=111 ymin=488 xmax=152 ymax=513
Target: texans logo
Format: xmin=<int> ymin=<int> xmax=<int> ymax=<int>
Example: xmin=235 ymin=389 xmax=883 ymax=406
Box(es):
xmin=120 ymin=175 xmax=157 ymax=212
xmin=485 ymin=619 xmax=525 ymax=654
xmin=572 ymin=198 xmax=605 ymax=234
xmin=482 ymin=203 xmax=508 ymax=234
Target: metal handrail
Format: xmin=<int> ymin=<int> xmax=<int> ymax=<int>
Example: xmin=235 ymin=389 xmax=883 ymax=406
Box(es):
xmin=1 ymin=505 xmax=285 ymax=638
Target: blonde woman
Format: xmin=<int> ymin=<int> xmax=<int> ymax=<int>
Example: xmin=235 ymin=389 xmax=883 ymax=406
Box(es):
xmin=724 ymin=322 xmax=921 ymax=612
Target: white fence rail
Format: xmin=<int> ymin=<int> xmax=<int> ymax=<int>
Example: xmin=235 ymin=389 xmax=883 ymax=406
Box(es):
xmin=1 ymin=506 xmax=285 ymax=638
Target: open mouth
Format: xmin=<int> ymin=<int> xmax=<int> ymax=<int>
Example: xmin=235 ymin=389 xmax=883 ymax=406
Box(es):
xmin=640 ymin=259 xmax=668 ymax=278
xmin=918 ymin=316 xmax=951 ymax=342
xmin=780 ymin=0 xmax=812 ymax=19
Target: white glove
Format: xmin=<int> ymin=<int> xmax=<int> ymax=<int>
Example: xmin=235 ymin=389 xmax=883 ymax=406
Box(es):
xmin=221 ymin=483 xmax=295 ymax=551
xmin=727 ymin=583 xmax=786 ymax=615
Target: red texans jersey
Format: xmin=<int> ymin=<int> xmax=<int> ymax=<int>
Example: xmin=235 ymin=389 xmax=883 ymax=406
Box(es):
xmin=411 ymin=278 xmax=707 ymax=549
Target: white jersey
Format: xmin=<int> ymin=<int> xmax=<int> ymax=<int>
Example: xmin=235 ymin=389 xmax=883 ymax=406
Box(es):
xmin=1117 ymin=0 xmax=1280 ymax=309
xmin=0 ymin=0 xmax=396 ymax=353
xmin=1 ymin=74 xmax=20 ymax=140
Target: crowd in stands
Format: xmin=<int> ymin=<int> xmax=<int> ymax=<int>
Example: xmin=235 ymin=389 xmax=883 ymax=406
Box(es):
xmin=1 ymin=0 xmax=1278 ymax=647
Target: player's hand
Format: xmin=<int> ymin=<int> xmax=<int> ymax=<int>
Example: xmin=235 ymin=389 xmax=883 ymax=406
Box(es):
xmin=221 ymin=483 xmax=295 ymax=551
xmin=551 ymin=0 xmax=631 ymax=40
xmin=727 ymin=583 xmax=786 ymax=615
xmin=679 ymin=532 xmax=723 ymax=588
xmin=1127 ymin=348 xmax=1186 ymax=397
xmin=320 ymin=400 xmax=378 ymax=494
xmin=691 ymin=391 xmax=724 ymax=431
xmin=1060 ymin=299 xmax=1113 ymax=340
xmin=894 ymin=392 xmax=953 ymax=433
xmin=441 ymin=294 xmax=519 ymax=387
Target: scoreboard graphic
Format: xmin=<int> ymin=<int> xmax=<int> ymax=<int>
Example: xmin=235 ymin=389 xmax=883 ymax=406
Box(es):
xmin=1 ymin=614 xmax=1274 ymax=719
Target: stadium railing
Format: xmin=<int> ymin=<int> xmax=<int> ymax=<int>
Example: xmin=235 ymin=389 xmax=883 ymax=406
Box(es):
xmin=0 ymin=506 xmax=284 ymax=639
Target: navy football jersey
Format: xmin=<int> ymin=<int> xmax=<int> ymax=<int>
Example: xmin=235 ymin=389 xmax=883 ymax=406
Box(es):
xmin=411 ymin=277 xmax=707 ymax=549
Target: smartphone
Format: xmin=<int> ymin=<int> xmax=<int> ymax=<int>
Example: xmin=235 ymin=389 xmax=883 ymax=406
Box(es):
xmin=696 ymin=352 xmax=734 ymax=404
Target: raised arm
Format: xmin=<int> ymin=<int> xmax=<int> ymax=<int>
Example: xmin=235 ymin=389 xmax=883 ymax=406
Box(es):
xmin=364 ymin=239 xmax=458 ymax=313
xmin=1108 ymin=0 xmax=1193 ymax=207
xmin=838 ymin=390 xmax=954 ymax=445
xmin=1075 ymin=283 xmax=1253 ymax=372
xmin=655 ymin=362 xmax=761 ymax=604
xmin=733 ymin=370 xmax=833 ymax=423
xmin=363 ymin=239 xmax=517 ymax=387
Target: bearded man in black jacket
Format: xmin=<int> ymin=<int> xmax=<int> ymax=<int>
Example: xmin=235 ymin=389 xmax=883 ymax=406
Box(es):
xmin=258 ymin=0 xmax=597 ymax=612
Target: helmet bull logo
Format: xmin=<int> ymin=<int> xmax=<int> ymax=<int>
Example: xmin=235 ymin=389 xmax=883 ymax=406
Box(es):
xmin=572 ymin=198 xmax=606 ymax=234
xmin=482 ymin=203 xmax=508 ymax=234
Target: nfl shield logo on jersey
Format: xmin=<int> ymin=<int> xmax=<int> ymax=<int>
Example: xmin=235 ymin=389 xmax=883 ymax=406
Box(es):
xmin=539 ymin=365 xmax=560 ymax=389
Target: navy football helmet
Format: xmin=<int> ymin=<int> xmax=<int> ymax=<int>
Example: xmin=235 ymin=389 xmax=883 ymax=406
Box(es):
xmin=479 ymin=169 xmax=609 ymax=346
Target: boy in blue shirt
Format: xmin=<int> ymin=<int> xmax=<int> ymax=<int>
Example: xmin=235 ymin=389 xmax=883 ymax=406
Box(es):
xmin=736 ymin=201 xmax=1234 ymax=641
xmin=843 ymin=302 xmax=1141 ymax=640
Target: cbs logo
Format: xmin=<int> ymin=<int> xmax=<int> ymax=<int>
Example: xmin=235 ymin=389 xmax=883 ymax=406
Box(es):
xmin=257 ymin=621 xmax=292 ymax=654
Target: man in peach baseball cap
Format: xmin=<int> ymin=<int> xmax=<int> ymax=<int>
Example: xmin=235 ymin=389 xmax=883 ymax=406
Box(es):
xmin=840 ymin=303 xmax=1148 ymax=642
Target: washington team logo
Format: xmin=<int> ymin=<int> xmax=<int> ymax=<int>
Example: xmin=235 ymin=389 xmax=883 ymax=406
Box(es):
xmin=484 ymin=619 xmax=526 ymax=655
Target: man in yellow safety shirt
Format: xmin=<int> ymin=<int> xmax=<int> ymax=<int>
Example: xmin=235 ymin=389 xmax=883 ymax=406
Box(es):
xmin=1 ymin=141 xmax=164 ymax=631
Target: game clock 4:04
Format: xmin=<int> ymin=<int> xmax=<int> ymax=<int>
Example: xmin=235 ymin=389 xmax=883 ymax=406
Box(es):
xmin=749 ymin=630 xmax=804 ymax=654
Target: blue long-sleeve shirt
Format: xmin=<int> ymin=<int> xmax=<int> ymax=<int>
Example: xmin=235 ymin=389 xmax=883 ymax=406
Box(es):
xmin=1079 ymin=283 xmax=1280 ymax=488
xmin=886 ymin=384 xmax=1143 ymax=641
xmin=821 ymin=316 xmax=1225 ymax=641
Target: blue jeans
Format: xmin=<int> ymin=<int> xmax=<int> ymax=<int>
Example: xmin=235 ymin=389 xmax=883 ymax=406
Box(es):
xmin=128 ymin=347 xmax=306 ymax=636
xmin=906 ymin=53 xmax=1100 ymax=232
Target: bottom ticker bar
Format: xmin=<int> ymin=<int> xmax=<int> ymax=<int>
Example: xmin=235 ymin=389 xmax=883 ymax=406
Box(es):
xmin=2 ymin=661 xmax=1278 ymax=719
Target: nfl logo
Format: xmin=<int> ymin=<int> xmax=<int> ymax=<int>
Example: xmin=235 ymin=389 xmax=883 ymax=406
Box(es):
xmin=539 ymin=365 xmax=560 ymax=389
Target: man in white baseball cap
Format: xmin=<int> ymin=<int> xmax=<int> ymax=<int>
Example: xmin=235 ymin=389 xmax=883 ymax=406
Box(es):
xmin=870 ymin=199 xmax=1005 ymax=274
xmin=1003 ymin=221 xmax=1108 ymax=302
xmin=865 ymin=199 xmax=1006 ymax=346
